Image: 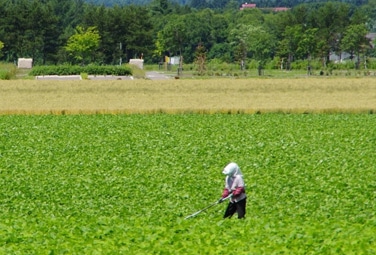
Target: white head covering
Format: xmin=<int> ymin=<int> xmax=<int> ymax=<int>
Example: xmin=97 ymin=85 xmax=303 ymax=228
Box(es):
xmin=222 ymin=162 xmax=243 ymax=177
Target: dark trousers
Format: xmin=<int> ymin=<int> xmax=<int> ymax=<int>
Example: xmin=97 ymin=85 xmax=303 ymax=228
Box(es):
xmin=223 ymin=198 xmax=246 ymax=219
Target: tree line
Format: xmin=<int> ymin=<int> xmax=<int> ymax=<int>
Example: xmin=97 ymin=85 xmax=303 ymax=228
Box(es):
xmin=86 ymin=0 xmax=368 ymax=9
xmin=0 ymin=0 xmax=375 ymax=68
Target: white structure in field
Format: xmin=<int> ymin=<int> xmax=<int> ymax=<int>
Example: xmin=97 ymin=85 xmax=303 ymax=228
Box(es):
xmin=129 ymin=59 xmax=144 ymax=69
xmin=169 ymin=56 xmax=180 ymax=65
xmin=18 ymin=58 xmax=33 ymax=69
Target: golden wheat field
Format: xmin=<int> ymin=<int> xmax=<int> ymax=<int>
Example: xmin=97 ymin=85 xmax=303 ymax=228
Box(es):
xmin=0 ymin=78 xmax=376 ymax=114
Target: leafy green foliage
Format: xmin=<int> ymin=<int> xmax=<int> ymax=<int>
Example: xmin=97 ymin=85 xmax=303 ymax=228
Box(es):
xmin=0 ymin=62 xmax=17 ymax=80
xmin=85 ymin=0 xmax=368 ymax=8
xmin=0 ymin=70 xmax=11 ymax=80
xmin=0 ymin=114 xmax=375 ymax=253
xmin=29 ymin=65 xmax=132 ymax=76
xmin=65 ymin=26 xmax=101 ymax=65
xmin=0 ymin=0 xmax=374 ymax=68
xmin=82 ymin=4 xmax=154 ymax=64
xmin=341 ymin=24 xmax=370 ymax=67
xmin=0 ymin=0 xmax=60 ymax=64
xmin=0 ymin=41 xmax=4 ymax=58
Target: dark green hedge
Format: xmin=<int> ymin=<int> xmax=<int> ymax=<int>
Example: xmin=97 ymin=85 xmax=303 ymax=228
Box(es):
xmin=29 ymin=65 xmax=132 ymax=76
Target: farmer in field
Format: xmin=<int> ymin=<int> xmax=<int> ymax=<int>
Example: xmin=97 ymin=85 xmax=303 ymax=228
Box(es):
xmin=219 ymin=162 xmax=247 ymax=219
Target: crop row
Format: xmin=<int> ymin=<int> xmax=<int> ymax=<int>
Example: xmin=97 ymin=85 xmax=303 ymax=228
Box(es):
xmin=0 ymin=114 xmax=375 ymax=254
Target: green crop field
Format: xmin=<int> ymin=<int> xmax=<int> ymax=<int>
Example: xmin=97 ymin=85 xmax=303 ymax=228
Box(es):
xmin=1 ymin=114 xmax=375 ymax=254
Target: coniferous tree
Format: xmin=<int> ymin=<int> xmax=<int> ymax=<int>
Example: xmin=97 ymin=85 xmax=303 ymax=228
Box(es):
xmin=0 ymin=0 xmax=59 ymax=64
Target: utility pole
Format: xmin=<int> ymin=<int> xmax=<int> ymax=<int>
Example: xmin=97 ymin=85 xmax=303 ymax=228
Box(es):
xmin=119 ymin=42 xmax=122 ymax=66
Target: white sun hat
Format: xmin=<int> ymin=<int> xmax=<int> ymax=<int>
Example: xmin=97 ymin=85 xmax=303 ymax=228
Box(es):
xmin=222 ymin=162 xmax=242 ymax=177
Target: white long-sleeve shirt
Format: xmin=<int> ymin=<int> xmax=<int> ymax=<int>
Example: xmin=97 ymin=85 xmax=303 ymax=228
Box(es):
xmin=224 ymin=174 xmax=246 ymax=203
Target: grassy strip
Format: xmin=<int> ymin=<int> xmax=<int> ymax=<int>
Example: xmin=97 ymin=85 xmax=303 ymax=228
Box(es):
xmin=145 ymin=63 xmax=376 ymax=78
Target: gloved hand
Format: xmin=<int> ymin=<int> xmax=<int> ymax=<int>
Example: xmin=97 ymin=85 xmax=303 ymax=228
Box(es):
xmin=218 ymin=198 xmax=224 ymax=203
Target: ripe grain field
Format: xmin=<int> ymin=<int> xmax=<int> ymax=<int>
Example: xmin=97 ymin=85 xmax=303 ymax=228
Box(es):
xmin=0 ymin=78 xmax=375 ymax=114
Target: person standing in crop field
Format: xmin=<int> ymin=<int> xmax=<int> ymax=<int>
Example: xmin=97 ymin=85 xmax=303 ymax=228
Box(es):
xmin=218 ymin=162 xmax=246 ymax=219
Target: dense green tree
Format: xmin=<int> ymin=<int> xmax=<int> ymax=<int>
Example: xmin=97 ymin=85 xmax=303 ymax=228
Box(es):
xmin=150 ymin=0 xmax=172 ymax=15
xmin=82 ymin=5 xmax=153 ymax=64
xmin=190 ymin=0 xmax=208 ymax=9
xmin=206 ymin=13 xmax=231 ymax=61
xmin=311 ymin=2 xmax=352 ymax=63
xmin=177 ymin=10 xmax=231 ymax=62
xmin=341 ymin=23 xmax=370 ymax=68
xmin=153 ymin=31 xmax=165 ymax=61
xmin=81 ymin=0 xmax=372 ymax=8
xmin=228 ymin=24 xmax=249 ymax=64
xmin=52 ymin=0 xmax=85 ymax=35
xmin=244 ymin=0 xmax=365 ymax=8
xmin=277 ymin=24 xmax=318 ymax=64
xmin=30 ymin=1 xmax=60 ymax=64
xmin=262 ymin=10 xmax=292 ymax=42
xmin=207 ymin=43 xmax=232 ymax=62
xmin=246 ymin=26 xmax=276 ymax=64
xmin=349 ymin=6 xmax=370 ymax=26
xmin=209 ymin=0 xmax=230 ymax=9
xmin=297 ymin=27 xmax=319 ymax=61
xmin=65 ymin=26 xmax=101 ymax=65
xmin=0 ymin=40 xmax=4 ymax=58
xmin=278 ymin=25 xmax=302 ymax=66
xmin=0 ymin=0 xmax=59 ymax=64
xmin=233 ymin=8 xmax=265 ymax=27
xmin=183 ymin=10 xmax=216 ymax=61
xmin=122 ymin=5 xmax=154 ymax=60
xmin=157 ymin=14 xmax=187 ymax=57
xmin=223 ymin=0 xmax=240 ymax=13
xmin=0 ymin=0 xmax=373 ymax=67
xmin=83 ymin=5 xmax=126 ymax=64
xmin=362 ymin=0 xmax=376 ymax=31
xmin=156 ymin=10 xmax=225 ymax=63
xmin=289 ymin=4 xmax=314 ymax=27
xmin=148 ymin=0 xmax=190 ymax=60
xmin=229 ymin=24 xmax=276 ymax=67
